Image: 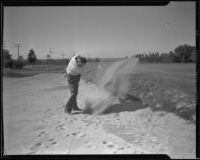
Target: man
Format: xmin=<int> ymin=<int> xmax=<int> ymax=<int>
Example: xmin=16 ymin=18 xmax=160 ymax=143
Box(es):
xmin=65 ymin=55 xmax=87 ymax=114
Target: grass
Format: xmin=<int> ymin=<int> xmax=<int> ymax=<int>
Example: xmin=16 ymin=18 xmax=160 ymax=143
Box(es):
xmin=2 ymin=62 xmax=111 ymax=78
xmin=3 ymin=69 xmax=39 ymax=78
xmin=126 ymin=63 xmax=196 ymax=121
xmin=85 ymin=62 xmax=196 ymax=122
xmin=3 ymin=65 xmax=66 ymax=78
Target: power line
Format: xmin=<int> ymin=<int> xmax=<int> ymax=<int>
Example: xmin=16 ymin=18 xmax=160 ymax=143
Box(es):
xmin=15 ymin=44 xmax=22 ymax=58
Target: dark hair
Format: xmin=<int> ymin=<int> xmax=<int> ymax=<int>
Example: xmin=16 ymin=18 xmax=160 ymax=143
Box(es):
xmin=75 ymin=55 xmax=87 ymax=64
xmin=80 ymin=57 xmax=87 ymax=64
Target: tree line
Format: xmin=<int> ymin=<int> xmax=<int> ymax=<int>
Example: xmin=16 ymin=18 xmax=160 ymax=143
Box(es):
xmin=2 ymin=44 xmax=196 ymax=69
xmin=2 ymin=48 xmax=106 ymax=69
xmin=3 ymin=49 xmax=38 ymax=69
xmin=134 ymin=44 xmax=196 ymax=63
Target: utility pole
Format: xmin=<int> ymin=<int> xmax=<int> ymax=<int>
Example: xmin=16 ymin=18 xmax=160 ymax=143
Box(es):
xmin=50 ymin=48 xmax=52 ymax=58
xmin=15 ymin=44 xmax=22 ymax=58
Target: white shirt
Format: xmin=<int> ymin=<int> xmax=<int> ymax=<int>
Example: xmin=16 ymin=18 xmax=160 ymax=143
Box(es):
xmin=66 ymin=55 xmax=84 ymax=75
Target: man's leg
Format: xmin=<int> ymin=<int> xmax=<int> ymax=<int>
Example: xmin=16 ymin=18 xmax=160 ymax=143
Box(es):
xmin=65 ymin=74 xmax=77 ymax=113
xmin=65 ymin=74 xmax=80 ymax=113
xmin=72 ymin=74 xmax=82 ymax=111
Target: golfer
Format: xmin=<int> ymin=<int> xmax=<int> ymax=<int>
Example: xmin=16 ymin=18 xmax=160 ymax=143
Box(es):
xmin=65 ymin=55 xmax=87 ymax=114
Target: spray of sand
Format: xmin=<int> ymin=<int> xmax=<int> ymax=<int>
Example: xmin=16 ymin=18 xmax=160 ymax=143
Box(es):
xmin=83 ymin=58 xmax=139 ymax=115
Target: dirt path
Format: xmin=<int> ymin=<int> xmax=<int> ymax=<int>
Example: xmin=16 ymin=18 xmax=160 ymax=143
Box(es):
xmin=3 ymin=73 xmax=195 ymax=158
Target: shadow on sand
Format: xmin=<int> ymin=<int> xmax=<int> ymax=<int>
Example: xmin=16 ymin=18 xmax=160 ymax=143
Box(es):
xmin=83 ymin=94 xmax=148 ymax=115
xmin=71 ymin=111 xmax=84 ymax=115
xmin=102 ymin=95 xmax=147 ymax=114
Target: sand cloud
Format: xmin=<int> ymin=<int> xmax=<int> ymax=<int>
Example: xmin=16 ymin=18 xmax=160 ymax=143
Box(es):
xmin=83 ymin=58 xmax=139 ymax=114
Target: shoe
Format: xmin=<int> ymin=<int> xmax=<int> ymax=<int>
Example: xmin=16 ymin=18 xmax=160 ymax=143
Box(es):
xmin=65 ymin=110 xmax=71 ymax=114
xmin=73 ymin=107 xmax=82 ymax=111
xmin=64 ymin=106 xmax=72 ymax=114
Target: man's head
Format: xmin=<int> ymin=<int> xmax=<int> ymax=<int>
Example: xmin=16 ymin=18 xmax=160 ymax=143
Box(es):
xmin=75 ymin=55 xmax=87 ymax=67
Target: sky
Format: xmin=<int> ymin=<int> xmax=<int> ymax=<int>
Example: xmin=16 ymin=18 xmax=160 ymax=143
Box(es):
xmin=3 ymin=2 xmax=195 ymax=59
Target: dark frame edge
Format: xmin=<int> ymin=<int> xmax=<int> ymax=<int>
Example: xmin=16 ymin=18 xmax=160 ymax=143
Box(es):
xmin=1 ymin=0 xmax=170 ymax=7
xmin=1 ymin=1 xmax=5 ymax=159
xmin=196 ymin=0 xmax=200 ymax=159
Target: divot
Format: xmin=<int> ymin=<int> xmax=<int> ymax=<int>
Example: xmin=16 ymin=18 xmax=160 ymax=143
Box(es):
xmin=107 ymin=144 xmax=115 ymax=148
xmin=86 ymin=142 xmax=96 ymax=149
xmin=48 ymin=138 xmax=55 ymax=142
xmin=65 ymin=134 xmax=70 ymax=137
xmin=77 ymin=132 xmax=86 ymax=138
xmin=118 ymin=147 xmax=125 ymax=150
xmin=30 ymin=142 xmax=42 ymax=152
xmin=51 ymin=141 xmax=57 ymax=145
xmin=71 ymin=132 xmax=78 ymax=136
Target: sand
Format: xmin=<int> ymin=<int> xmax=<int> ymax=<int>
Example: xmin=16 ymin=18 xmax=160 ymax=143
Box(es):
xmin=3 ymin=72 xmax=195 ymax=158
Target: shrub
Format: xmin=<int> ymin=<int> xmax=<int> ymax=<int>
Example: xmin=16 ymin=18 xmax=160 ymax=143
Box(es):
xmin=13 ymin=60 xmax=25 ymax=69
xmin=5 ymin=60 xmax=14 ymax=68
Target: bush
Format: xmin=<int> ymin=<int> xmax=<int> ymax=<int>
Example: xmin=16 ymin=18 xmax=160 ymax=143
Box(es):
xmin=4 ymin=59 xmax=25 ymax=69
xmin=95 ymin=58 xmax=100 ymax=62
xmin=14 ymin=60 xmax=25 ymax=69
xmin=5 ymin=60 xmax=24 ymax=69
xmin=5 ymin=60 xmax=14 ymax=68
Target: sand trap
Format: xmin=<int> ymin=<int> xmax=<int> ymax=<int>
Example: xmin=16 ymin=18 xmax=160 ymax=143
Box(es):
xmin=3 ymin=64 xmax=195 ymax=158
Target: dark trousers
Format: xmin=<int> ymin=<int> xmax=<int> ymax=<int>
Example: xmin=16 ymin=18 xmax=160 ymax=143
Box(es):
xmin=65 ymin=73 xmax=81 ymax=112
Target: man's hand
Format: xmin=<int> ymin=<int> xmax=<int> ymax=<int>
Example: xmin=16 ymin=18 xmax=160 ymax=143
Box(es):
xmin=63 ymin=73 xmax=67 ymax=77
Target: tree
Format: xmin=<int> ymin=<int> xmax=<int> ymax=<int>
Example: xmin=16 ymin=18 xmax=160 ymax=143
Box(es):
xmin=46 ymin=54 xmax=51 ymax=59
xmin=160 ymin=53 xmax=170 ymax=63
xmin=168 ymin=51 xmax=175 ymax=62
xmin=3 ymin=50 xmax=24 ymax=69
xmin=27 ymin=49 xmax=37 ymax=64
xmin=18 ymin=55 xmax=24 ymax=62
xmin=174 ymin=44 xmax=195 ymax=62
xmin=95 ymin=58 xmax=100 ymax=62
xmin=46 ymin=54 xmax=51 ymax=65
xmin=3 ymin=49 xmax=12 ymax=60
xmin=189 ymin=49 xmax=196 ymax=62
xmin=134 ymin=44 xmax=195 ymax=63
xmin=3 ymin=49 xmax=13 ymax=68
